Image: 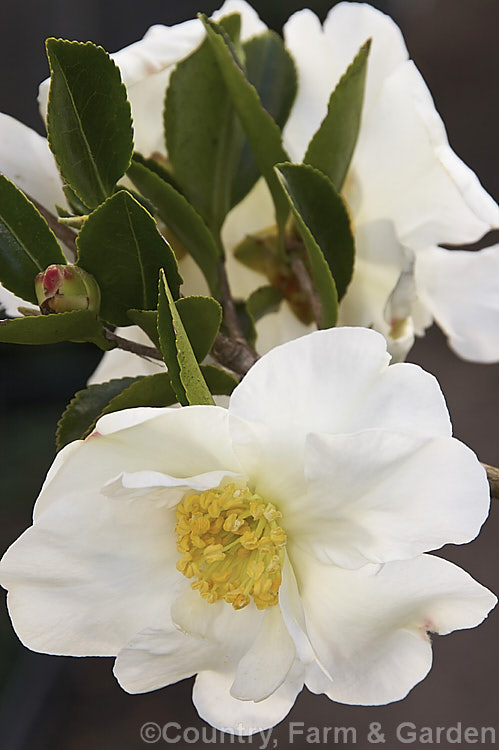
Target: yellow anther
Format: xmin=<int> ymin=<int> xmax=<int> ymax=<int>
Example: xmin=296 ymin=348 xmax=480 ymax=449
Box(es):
xmin=240 ymin=531 xmax=259 ymax=550
xmin=175 ymin=484 xmax=286 ymax=611
xmin=263 ymin=504 xmax=282 ymax=522
xmin=203 ymin=544 xmax=225 ymax=563
xmin=223 ymin=513 xmax=244 ymax=533
xmin=247 ymin=560 xmax=265 ymax=580
xmin=270 ymin=527 xmax=287 ymax=547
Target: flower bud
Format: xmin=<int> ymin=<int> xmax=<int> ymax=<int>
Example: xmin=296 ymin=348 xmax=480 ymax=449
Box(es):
xmin=35 ymin=265 xmax=101 ymax=315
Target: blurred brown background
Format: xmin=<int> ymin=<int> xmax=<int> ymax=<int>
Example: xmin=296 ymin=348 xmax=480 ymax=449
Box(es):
xmin=0 ymin=1 xmax=498 ymax=748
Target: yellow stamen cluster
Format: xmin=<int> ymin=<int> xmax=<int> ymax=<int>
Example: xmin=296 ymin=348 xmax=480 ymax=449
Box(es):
xmin=175 ymin=483 xmax=287 ymax=610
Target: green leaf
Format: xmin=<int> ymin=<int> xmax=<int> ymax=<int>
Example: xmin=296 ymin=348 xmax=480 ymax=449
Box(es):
xmin=56 ymin=366 xmax=237 ymax=450
xmin=0 ymin=175 xmax=66 ymax=304
xmin=247 ymin=285 xmax=283 ymax=323
xmin=276 ymin=163 xmax=345 ymax=328
xmin=0 ymin=309 xmax=112 ymax=348
xmin=276 ymin=163 xmax=354 ymax=301
xmin=76 ymin=191 xmax=182 ymax=326
xmin=131 ymin=152 xmax=181 ymax=191
xmin=304 ymin=40 xmax=371 ymax=192
xmin=201 ymin=16 xmax=290 ymax=235
xmin=127 ymin=159 xmax=220 ymax=295
xmin=164 ymin=15 xmax=245 ymax=235
xmin=176 ymin=296 xmax=222 ymax=362
xmin=128 ymin=295 xmax=223 ymax=363
xmin=201 ymin=365 xmax=238 ymax=397
xmin=127 ymin=309 xmax=160 ymax=348
xmin=158 ymin=270 xmax=214 ymax=406
xmin=56 ymin=376 xmax=139 ymax=448
xmin=46 ymin=38 xmax=133 ymax=208
xmin=231 ymin=31 xmax=297 ymax=207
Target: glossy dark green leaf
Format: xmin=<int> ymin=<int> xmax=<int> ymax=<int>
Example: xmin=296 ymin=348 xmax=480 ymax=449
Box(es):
xmin=46 ymin=38 xmax=133 ymax=208
xmin=164 ymin=15 xmax=245 ymax=235
xmin=304 ymin=40 xmax=371 ymax=192
xmin=201 ymin=17 xmax=290 ymax=234
xmin=76 ymin=191 xmax=182 ymax=326
xmin=277 ymin=163 xmax=355 ymax=302
xmin=127 ymin=309 xmax=160 ymax=348
xmin=276 ymin=163 xmax=343 ymax=328
xmin=56 ymin=376 xmax=139 ymax=449
xmin=231 ymin=31 xmax=297 ymax=207
xmin=128 ymin=296 xmax=222 ymax=363
xmin=0 ymin=309 xmax=112 ymax=348
xmin=0 ymin=175 xmax=66 ymax=304
xmin=131 ymin=152 xmax=182 ymax=192
xmin=158 ymin=270 xmax=214 ymax=406
xmin=56 ymin=364 xmax=237 ymax=450
xmin=176 ymin=296 xmax=222 ymax=362
xmin=127 ymin=159 xmax=220 ymax=294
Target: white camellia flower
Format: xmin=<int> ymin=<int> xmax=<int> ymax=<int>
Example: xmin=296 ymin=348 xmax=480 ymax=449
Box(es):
xmin=0 ymin=328 xmax=495 ymax=733
xmin=2 ymin=1 xmax=499 ymax=368
xmin=249 ymin=2 xmax=499 ymax=361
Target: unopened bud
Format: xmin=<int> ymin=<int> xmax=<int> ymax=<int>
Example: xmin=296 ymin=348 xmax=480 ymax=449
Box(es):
xmin=35 ymin=264 xmax=100 ymax=315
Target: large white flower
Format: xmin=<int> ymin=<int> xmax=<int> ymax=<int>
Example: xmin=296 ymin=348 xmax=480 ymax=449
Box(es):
xmin=0 ymin=328 xmax=495 ymax=733
xmin=2 ymin=1 xmax=499 ymax=371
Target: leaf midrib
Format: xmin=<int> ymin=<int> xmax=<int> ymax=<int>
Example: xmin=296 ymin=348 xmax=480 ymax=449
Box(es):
xmin=51 ymin=49 xmax=107 ymax=202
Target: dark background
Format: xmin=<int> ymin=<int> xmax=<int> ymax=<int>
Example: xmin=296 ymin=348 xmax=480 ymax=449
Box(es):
xmin=0 ymin=1 xmax=498 ymax=748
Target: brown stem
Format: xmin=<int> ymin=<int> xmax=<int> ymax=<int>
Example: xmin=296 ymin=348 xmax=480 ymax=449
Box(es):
xmin=290 ymin=255 xmax=322 ymax=328
xmin=212 ymin=332 xmax=259 ymax=377
xmin=27 ymin=195 xmax=78 ymax=262
xmin=483 ymin=463 xmax=499 ymax=500
xmin=217 ymin=259 xmax=245 ymax=340
xmin=103 ymin=328 xmax=257 ymax=378
xmin=104 ymin=330 xmax=163 ymax=360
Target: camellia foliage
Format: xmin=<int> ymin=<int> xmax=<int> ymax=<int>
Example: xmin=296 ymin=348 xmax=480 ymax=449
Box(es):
xmin=0 ymin=0 xmax=497 ymax=736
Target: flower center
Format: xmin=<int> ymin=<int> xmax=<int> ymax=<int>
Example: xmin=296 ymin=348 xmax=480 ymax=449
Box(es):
xmin=175 ymin=483 xmax=286 ymax=611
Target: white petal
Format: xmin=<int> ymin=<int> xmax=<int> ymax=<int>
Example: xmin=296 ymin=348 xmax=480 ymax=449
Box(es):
xmin=0 ymin=284 xmax=31 ymax=317
xmin=172 ymin=584 xmax=262 ymax=647
xmin=0 ymin=494 xmax=180 ymax=656
xmin=229 ymin=327 xmax=450 ymax=441
xmin=92 ymin=405 xmax=241 ymax=477
xmin=282 ymin=10 xmax=338 ymax=161
xmin=0 ymin=113 xmax=65 ymax=212
xmin=338 ymin=219 xmax=405 ymax=330
xmin=278 ymin=554 xmax=315 ymax=665
xmin=231 ymin=605 xmax=296 ymax=702
xmin=416 ymin=245 xmax=499 ymax=363
xmin=193 ymin=661 xmax=304 ymax=735
xmin=283 ymin=2 xmax=408 ymax=161
xmin=0 ymin=406 xmax=241 ymax=655
xmin=213 ymin=0 xmax=267 ymax=39
xmin=87 ymin=326 xmax=165 ymax=385
xmin=323 ymin=2 xmax=408 ymax=113
xmin=296 ymin=429 xmax=490 ymax=567
xmin=297 ymin=550 xmax=496 ymax=705
xmin=103 ymin=469 xmax=246 ymax=506
xmin=223 ymin=179 xmax=276 ymax=297
xmin=114 ymin=627 xmax=219 ymax=694
xmin=352 ymin=61 xmax=499 ymax=249
xmin=254 ymin=302 xmax=314 ymax=356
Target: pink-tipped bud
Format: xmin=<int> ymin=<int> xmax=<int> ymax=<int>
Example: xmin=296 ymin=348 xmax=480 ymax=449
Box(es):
xmin=35 ymin=264 xmax=101 ymax=315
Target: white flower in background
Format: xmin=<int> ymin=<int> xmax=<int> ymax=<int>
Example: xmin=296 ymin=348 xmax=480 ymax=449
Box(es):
xmin=2 ymin=1 xmax=499 ymax=369
xmin=268 ymin=2 xmax=499 ymax=361
xmin=0 ymin=328 xmax=495 ymax=733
